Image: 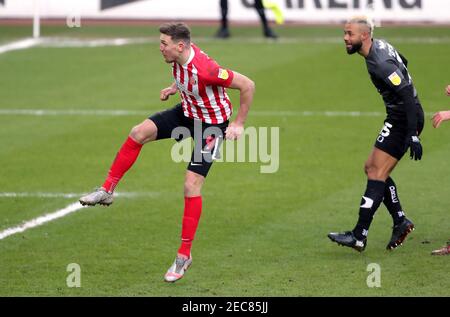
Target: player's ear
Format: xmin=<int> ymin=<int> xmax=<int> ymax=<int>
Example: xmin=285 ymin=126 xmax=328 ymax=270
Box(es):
xmin=362 ymin=30 xmax=371 ymax=41
xmin=177 ymin=40 xmax=186 ymax=52
xmin=360 ymin=32 xmax=366 ymax=41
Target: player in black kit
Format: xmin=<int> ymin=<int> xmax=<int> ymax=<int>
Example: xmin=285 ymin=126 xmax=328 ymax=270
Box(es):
xmin=328 ymin=16 xmax=424 ymax=252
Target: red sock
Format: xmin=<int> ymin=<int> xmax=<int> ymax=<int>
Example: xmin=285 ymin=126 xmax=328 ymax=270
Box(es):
xmin=102 ymin=136 xmax=143 ymax=192
xmin=178 ymin=196 xmax=202 ymax=258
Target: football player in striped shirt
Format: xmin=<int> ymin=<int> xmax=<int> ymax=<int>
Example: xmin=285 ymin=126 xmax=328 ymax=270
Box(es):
xmin=80 ymin=22 xmax=255 ymax=282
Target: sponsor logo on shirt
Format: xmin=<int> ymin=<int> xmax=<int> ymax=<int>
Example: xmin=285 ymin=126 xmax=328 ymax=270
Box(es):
xmin=388 ymin=71 xmax=402 ymax=86
xmin=218 ymin=68 xmax=229 ymax=80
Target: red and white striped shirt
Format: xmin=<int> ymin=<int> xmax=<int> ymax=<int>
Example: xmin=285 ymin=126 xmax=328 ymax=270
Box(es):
xmin=172 ymin=44 xmax=234 ymax=124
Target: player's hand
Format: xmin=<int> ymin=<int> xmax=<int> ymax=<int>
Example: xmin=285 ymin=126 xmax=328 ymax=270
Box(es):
xmin=432 ymin=111 xmax=450 ymax=128
xmin=225 ymin=122 xmax=244 ymax=140
xmin=160 ymin=87 xmax=177 ymax=101
xmin=406 ymin=135 xmax=422 ymax=161
xmin=446 ymin=85 xmax=450 ymax=96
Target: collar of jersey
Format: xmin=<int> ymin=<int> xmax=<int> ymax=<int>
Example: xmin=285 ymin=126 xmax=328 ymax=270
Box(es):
xmin=366 ymin=39 xmax=376 ymax=59
xmin=182 ymin=46 xmax=195 ymax=67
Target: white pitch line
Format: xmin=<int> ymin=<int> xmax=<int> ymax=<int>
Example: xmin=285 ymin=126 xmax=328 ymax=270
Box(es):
xmin=0 ymin=38 xmax=41 ymax=54
xmin=38 ymin=37 xmax=151 ymax=48
xmin=0 ymin=202 xmax=86 ymax=240
xmin=0 ymin=191 xmax=159 ymax=198
xmin=0 ymin=108 xmax=387 ymax=117
xmin=0 ymin=191 xmax=159 ymax=241
xmin=0 ymin=109 xmax=150 ymax=116
xmin=33 ymin=36 xmax=450 ymax=47
xmin=2 ymin=36 xmax=448 ymax=54
xmin=0 ymin=108 xmax=437 ymax=117
xmin=250 ymin=110 xmax=386 ymax=117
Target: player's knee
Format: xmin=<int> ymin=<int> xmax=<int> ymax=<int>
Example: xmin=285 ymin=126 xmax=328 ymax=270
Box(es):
xmin=364 ymin=163 xmax=370 ymax=176
xmin=129 ymin=125 xmax=144 ymax=142
xmin=129 ymin=122 xmax=156 ymax=144
xmin=365 ymin=163 xmax=377 ymax=178
xmin=365 ymin=164 xmax=387 ymax=180
xmin=184 ymin=175 xmax=204 ymax=196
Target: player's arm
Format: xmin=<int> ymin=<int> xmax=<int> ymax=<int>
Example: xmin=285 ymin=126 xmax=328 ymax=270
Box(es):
xmin=398 ymin=52 xmax=408 ymax=68
xmin=397 ymin=84 xmax=422 ymax=160
xmin=380 ymin=61 xmax=422 ymax=160
xmin=397 ymin=85 xmax=418 ymax=133
xmin=160 ymin=82 xmax=178 ymax=101
xmin=226 ymin=72 xmax=256 ymax=140
xmin=431 ymin=86 xmax=450 ymax=128
xmin=432 ymin=111 xmax=450 ymax=128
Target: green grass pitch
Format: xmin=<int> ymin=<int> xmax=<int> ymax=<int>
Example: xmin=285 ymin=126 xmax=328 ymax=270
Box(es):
xmin=0 ymin=24 xmax=449 ymax=296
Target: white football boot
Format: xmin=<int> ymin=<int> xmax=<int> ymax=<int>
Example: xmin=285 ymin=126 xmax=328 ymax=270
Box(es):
xmin=79 ymin=188 xmax=113 ymax=206
xmin=164 ymin=254 xmax=192 ymax=283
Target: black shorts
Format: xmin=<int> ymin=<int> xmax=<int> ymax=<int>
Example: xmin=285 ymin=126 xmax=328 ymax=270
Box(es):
xmin=374 ymin=112 xmax=424 ymax=160
xmin=149 ymin=104 xmax=228 ymax=177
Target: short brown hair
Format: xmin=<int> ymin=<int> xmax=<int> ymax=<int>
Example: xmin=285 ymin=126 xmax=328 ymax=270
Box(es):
xmin=159 ymin=22 xmax=191 ymax=44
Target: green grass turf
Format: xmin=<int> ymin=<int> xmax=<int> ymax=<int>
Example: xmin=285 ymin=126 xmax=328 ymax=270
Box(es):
xmin=0 ymin=25 xmax=449 ymax=296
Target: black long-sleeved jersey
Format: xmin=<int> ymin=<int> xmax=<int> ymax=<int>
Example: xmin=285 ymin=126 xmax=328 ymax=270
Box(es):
xmin=365 ymin=39 xmax=423 ymax=127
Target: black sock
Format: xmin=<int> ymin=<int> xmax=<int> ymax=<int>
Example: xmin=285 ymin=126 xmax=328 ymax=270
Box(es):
xmin=220 ymin=0 xmax=228 ymax=29
xmin=353 ymin=180 xmax=386 ymax=240
xmin=383 ymin=177 xmax=406 ymax=225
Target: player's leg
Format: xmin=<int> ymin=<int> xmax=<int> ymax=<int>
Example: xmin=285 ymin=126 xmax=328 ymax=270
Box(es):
xmin=164 ymin=170 xmax=205 ymax=283
xmin=384 ymin=106 xmax=424 ymax=225
xmin=79 ymin=119 xmax=157 ymax=206
xmin=384 ymin=175 xmax=415 ymax=250
xmin=216 ymin=0 xmax=230 ymax=38
xmin=165 ymin=124 xmax=225 ymax=282
xmin=431 ymin=241 xmax=450 ymax=255
xmin=328 ymin=147 xmax=397 ymax=252
xmin=380 ymin=116 xmax=422 ymax=249
xmin=255 ymin=0 xmax=277 ymax=38
xmin=383 ymin=177 xmax=406 ymax=226
xmin=80 ymin=104 xmax=183 ymax=206
xmin=101 ymin=119 xmax=157 ymax=192
xmin=180 ymin=170 xmax=205 ymax=255
xmin=380 ymin=115 xmax=422 ymax=218
xmin=352 ymin=147 xmax=398 ymax=239
xmin=220 ymin=0 xmax=228 ymax=29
